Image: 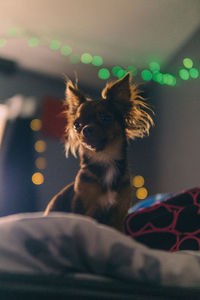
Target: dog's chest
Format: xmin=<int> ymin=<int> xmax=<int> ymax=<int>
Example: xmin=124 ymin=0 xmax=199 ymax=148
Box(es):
xmin=103 ymin=164 xmax=118 ymax=187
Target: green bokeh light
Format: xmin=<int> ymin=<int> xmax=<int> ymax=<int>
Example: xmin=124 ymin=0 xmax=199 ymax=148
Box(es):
xmin=112 ymin=66 xmax=122 ymax=77
xmin=29 ymin=37 xmax=39 ymax=47
xmin=69 ymin=54 xmax=80 ymax=64
xmin=117 ymin=69 xmax=127 ymax=78
xmin=8 ymin=27 xmax=17 ymax=37
xmin=81 ymin=53 xmax=93 ymax=64
xmin=149 ymin=62 xmax=160 ymax=72
xmin=179 ymin=69 xmax=189 ymax=80
xmin=153 ymin=72 xmax=163 ymax=84
xmin=50 ymin=40 xmax=60 ymax=50
xmin=98 ymin=68 xmax=110 ymax=80
xmin=183 ymin=58 xmax=193 ymax=69
xmin=92 ymin=56 xmax=103 ymax=66
xmin=189 ymin=68 xmax=199 ymax=79
xmin=0 ymin=38 xmax=6 ymax=47
xmin=141 ymin=70 xmax=152 ymax=81
xmin=61 ymin=45 xmax=72 ymax=56
xmin=126 ymin=65 xmax=137 ymax=76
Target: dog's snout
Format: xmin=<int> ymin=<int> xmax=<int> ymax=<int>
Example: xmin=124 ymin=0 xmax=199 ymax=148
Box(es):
xmin=83 ymin=126 xmax=94 ymax=138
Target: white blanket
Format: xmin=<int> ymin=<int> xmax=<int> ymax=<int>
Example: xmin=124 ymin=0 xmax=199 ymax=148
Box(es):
xmin=0 ymin=212 xmax=200 ymax=288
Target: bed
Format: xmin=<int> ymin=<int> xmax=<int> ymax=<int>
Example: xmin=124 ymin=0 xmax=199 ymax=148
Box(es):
xmin=0 ymin=212 xmax=200 ymax=299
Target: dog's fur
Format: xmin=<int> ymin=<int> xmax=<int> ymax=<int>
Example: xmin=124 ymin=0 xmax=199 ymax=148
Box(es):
xmin=44 ymin=73 xmax=153 ymax=231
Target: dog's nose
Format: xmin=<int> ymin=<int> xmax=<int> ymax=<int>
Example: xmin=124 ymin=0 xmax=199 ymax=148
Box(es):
xmin=83 ymin=126 xmax=94 ymax=138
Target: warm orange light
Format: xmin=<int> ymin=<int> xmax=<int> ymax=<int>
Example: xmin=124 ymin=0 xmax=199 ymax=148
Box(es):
xmin=35 ymin=157 xmax=47 ymax=170
xmin=136 ymin=187 xmax=148 ymax=200
xmin=32 ymin=172 xmax=44 ymax=185
xmin=132 ymin=175 xmax=144 ymax=188
xmin=34 ymin=140 xmax=46 ymax=153
xmin=30 ymin=119 xmax=42 ymax=131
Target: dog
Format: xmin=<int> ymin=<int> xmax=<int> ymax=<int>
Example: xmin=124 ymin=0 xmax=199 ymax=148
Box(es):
xmin=44 ymin=73 xmax=153 ymax=231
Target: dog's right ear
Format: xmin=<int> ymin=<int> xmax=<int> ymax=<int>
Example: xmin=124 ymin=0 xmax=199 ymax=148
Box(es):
xmin=65 ymin=80 xmax=86 ymax=115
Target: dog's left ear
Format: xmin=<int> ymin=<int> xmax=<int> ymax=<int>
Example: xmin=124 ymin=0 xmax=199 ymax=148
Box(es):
xmin=102 ymin=72 xmax=154 ymax=140
xmin=65 ymin=80 xmax=86 ymax=115
xmin=101 ymin=72 xmax=132 ymax=114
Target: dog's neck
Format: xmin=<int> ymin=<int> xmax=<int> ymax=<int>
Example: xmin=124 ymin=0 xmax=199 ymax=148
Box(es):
xmin=78 ymin=136 xmax=128 ymax=189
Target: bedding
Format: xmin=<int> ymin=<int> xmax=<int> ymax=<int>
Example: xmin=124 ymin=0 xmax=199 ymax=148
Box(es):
xmin=125 ymin=187 xmax=200 ymax=251
xmin=0 ymin=211 xmax=200 ymax=297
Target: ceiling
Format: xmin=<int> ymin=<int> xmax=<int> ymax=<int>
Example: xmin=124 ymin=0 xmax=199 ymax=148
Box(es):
xmin=0 ymin=0 xmax=200 ymax=87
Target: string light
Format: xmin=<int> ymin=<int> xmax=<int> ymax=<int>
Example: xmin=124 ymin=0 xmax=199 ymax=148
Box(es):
xmin=7 ymin=27 xmax=17 ymax=37
xmin=136 ymin=187 xmax=148 ymax=200
xmin=50 ymin=40 xmax=61 ymax=50
xmin=61 ymin=45 xmax=72 ymax=56
xmin=30 ymin=119 xmax=42 ymax=131
xmin=34 ymin=140 xmax=46 ymax=153
xmin=1 ymin=27 xmax=199 ymax=85
xmin=81 ymin=53 xmax=93 ymax=64
xmin=132 ymin=175 xmax=145 ymax=188
xmin=183 ymin=58 xmax=193 ymax=69
xmin=179 ymin=69 xmax=190 ymax=80
xmin=98 ymin=68 xmax=110 ymax=79
xmin=0 ymin=38 xmax=6 ymax=48
xmin=149 ymin=61 xmax=160 ymax=72
xmin=92 ymin=56 xmax=103 ymax=66
xmin=189 ymin=68 xmax=199 ymax=79
xmin=32 ymin=172 xmax=44 ymax=185
xmin=28 ymin=37 xmax=39 ymax=47
xmin=35 ymin=157 xmax=47 ymax=170
xmin=141 ymin=70 xmax=152 ymax=81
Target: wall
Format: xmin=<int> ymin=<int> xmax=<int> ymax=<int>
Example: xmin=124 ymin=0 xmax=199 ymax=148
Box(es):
xmin=152 ymin=27 xmax=200 ymax=193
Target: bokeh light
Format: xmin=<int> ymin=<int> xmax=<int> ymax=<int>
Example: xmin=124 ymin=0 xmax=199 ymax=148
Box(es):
xmin=50 ymin=40 xmax=60 ymax=50
xmin=32 ymin=172 xmax=44 ymax=185
xmin=30 ymin=119 xmax=42 ymax=131
xmin=8 ymin=27 xmax=17 ymax=36
xmin=92 ymin=56 xmax=103 ymax=66
xmin=81 ymin=53 xmax=93 ymax=64
xmin=179 ymin=69 xmax=189 ymax=80
xmin=126 ymin=65 xmax=137 ymax=76
xmin=34 ymin=140 xmax=47 ymax=153
xmin=183 ymin=58 xmax=193 ymax=69
xmin=0 ymin=38 xmax=6 ymax=48
xmin=35 ymin=157 xmax=47 ymax=170
xmin=98 ymin=68 xmax=110 ymax=79
xmin=136 ymin=187 xmax=148 ymax=200
xmin=117 ymin=69 xmax=127 ymax=78
xmin=112 ymin=66 xmax=122 ymax=77
xmin=29 ymin=37 xmax=39 ymax=47
xmin=149 ymin=62 xmax=160 ymax=72
xmin=132 ymin=175 xmax=145 ymax=188
xmin=141 ymin=70 xmax=152 ymax=81
xmin=61 ymin=45 xmax=72 ymax=56
xmin=189 ymin=68 xmax=199 ymax=79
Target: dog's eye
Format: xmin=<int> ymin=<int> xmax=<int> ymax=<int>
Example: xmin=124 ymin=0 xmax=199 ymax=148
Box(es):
xmin=99 ymin=113 xmax=112 ymax=123
xmin=74 ymin=120 xmax=81 ymax=131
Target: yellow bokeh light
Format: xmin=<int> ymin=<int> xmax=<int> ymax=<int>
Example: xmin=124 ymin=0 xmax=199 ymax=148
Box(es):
xmin=30 ymin=119 xmax=42 ymax=131
xmin=136 ymin=187 xmax=148 ymax=200
xmin=32 ymin=172 xmax=44 ymax=185
xmin=132 ymin=175 xmax=144 ymax=188
xmin=34 ymin=140 xmax=46 ymax=153
xmin=35 ymin=157 xmax=47 ymax=170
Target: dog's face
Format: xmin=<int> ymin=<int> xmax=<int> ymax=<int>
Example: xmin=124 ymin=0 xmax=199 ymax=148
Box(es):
xmin=72 ymin=99 xmax=123 ymax=152
xmin=64 ymin=73 xmax=153 ymax=157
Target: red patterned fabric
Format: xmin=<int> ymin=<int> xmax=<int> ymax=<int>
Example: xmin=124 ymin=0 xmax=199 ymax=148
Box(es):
xmin=125 ymin=188 xmax=200 ymax=251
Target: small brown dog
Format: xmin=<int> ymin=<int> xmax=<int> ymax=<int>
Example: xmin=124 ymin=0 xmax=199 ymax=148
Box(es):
xmin=44 ymin=73 xmax=153 ymax=231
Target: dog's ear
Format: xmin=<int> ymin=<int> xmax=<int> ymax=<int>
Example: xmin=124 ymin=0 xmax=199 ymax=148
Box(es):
xmin=65 ymin=80 xmax=86 ymax=115
xmin=102 ymin=72 xmax=154 ymax=140
xmin=101 ymin=73 xmax=132 ymax=115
